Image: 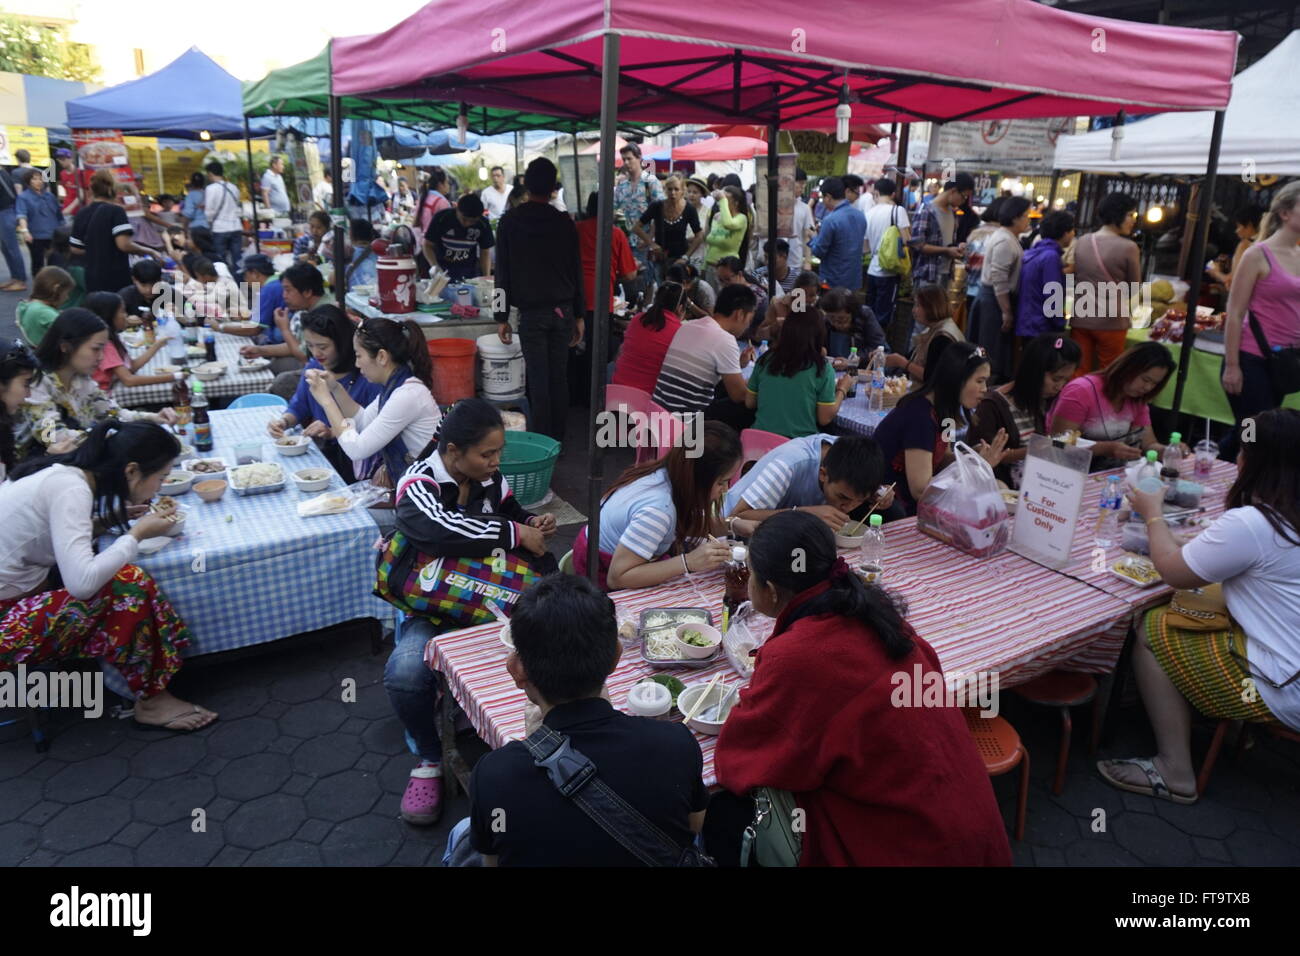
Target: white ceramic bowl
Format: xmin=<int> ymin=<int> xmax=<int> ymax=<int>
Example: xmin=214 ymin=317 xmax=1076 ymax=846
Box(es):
xmin=275 ymin=436 xmax=311 ymax=456
xmin=677 ymin=682 xmax=734 ymax=735
xmin=159 ymin=471 xmax=194 ymax=495
xmin=292 ymin=467 xmax=332 ymax=493
xmin=674 ymin=622 xmax=722 ymax=660
xmin=835 ymin=521 xmax=867 ymax=550
xmin=238 ymin=358 xmax=271 ymax=372
xmin=193 ymin=362 xmax=227 ymax=381
xmin=174 ymin=443 xmax=195 ymax=461
xmin=162 ymin=505 xmax=189 ymax=536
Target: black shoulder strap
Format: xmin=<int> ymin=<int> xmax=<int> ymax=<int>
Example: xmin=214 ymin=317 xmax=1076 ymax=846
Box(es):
xmin=524 ymin=725 xmax=691 ymax=867
xmin=1246 ymin=310 xmax=1273 ymax=355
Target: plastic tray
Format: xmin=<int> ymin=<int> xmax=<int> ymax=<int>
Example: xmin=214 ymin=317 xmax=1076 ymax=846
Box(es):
xmin=638 ymin=607 xmax=718 ymax=668
xmin=1110 ymin=556 xmax=1162 ymax=589
xmin=227 ymin=464 xmax=287 ymax=496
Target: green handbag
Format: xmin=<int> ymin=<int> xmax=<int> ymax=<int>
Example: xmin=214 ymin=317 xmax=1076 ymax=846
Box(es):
xmin=739 ymin=787 xmax=802 ymax=867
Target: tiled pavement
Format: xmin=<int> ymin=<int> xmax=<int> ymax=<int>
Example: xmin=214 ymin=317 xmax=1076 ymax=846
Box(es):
xmin=2 ymin=318 xmax=1299 ymax=864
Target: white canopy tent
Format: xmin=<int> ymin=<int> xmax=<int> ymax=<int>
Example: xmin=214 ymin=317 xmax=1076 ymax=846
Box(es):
xmin=1054 ymin=30 xmax=1300 ymax=175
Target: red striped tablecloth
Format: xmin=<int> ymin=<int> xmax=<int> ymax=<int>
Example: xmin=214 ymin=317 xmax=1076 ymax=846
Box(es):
xmin=427 ymin=521 xmax=1134 ymax=785
xmin=1052 ymin=458 xmax=1238 ymax=612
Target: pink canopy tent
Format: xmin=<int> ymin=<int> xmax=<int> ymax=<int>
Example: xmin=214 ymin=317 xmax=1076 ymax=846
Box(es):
xmin=331 ymin=0 xmax=1238 ymax=582
xmin=672 ymin=136 xmax=768 ymax=161
xmin=705 ymin=121 xmax=888 ymax=144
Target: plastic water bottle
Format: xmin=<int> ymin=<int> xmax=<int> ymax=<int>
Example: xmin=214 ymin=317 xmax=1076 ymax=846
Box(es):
xmin=1163 ymin=431 xmax=1184 ymax=475
xmin=847 ymin=345 xmax=859 ymax=368
xmin=860 ymin=514 xmax=885 ymax=582
xmin=1094 ymin=474 xmax=1124 ymax=548
xmin=756 ymin=339 xmax=769 ymax=359
xmin=1136 ymin=449 xmax=1165 ymax=494
xmin=164 ymin=313 xmax=187 ymax=366
xmin=868 ymin=347 xmax=886 ymax=414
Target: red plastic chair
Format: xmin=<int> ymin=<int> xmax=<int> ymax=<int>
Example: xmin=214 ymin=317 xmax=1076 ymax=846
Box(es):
xmin=604 ymin=385 xmax=655 ymax=463
xmin=1013 ymin=671 xmax=1100 ymax=795
xmin=735 ymin=428 xmax=789 ymax=486
xmin=964 ymin=709 xmax=1029 ymax=841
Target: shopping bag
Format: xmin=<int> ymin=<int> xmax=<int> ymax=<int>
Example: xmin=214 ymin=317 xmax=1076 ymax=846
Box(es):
xmin=916 ymin=441 xmax=1011 ymax=558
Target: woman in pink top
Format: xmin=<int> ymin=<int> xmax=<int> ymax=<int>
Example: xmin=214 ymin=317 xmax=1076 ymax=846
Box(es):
xmin=415 ymin=168 xmax=453 ymax=243
xmin=1048 ymin=342 xmax=1187 ymax=470
xmin=611 ymin=282 xmax=684 ymax=396
xmin=1221 ymin=181 xmax=1300 ymax=458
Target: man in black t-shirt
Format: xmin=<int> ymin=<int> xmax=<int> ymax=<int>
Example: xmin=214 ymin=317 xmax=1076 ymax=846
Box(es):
xmin=422 ymin=193 xmax=494 ymax=285
xmin=446 ymin=575 xmax=708 ymax=867
xmin=118 ymin=258 xmax=166 ymax=319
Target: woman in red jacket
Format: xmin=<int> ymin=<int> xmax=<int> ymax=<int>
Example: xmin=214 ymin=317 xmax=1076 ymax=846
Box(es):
xmin=712 ymin=510 xmax=1012 ymax=866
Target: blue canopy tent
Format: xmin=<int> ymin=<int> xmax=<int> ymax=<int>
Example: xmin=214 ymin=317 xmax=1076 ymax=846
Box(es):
xmin=378 ymin=125 xmax=480 ymax=159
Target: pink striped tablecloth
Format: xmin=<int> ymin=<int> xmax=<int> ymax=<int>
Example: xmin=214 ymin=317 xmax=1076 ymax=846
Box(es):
xmin=427 ymin=521 xmax=1134 ymax=785
xmin=1052 ymin=458 xmax=1238 ymax=613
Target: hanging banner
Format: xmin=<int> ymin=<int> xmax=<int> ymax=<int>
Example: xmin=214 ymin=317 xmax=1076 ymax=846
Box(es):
xmin=72 ymin=129 xmax=140 ymax=212
xmin=0 ymin=126 xmax=50 ymax=166
xmin=285 ymin=135 xmax=312 ymax=221
xmin=784 ymin=130 xmax=848 ymax=180
xmin=928 ymin=118 xmax=1075 ymax=176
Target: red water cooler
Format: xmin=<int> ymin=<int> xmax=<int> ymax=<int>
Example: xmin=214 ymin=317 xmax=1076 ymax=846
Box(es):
xmin=377 ymin=251 xmax=418 ymax=314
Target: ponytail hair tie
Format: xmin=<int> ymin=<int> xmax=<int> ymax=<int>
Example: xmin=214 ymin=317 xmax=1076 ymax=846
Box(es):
xmin=1054 ymin=337 xmax=1064 ymax=349
xmin=829 ymin=556 xmax=853 ymax=583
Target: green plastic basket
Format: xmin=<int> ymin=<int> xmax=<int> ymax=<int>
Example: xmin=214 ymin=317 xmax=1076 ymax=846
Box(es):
xmin=499 ymin=431 xmax=561 ymax=507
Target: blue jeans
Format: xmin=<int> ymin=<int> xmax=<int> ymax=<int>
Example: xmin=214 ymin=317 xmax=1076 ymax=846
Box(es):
xmin=212 ymin=230 xmax=243 ymax=272
xmin=867 ymin=273 xmax=898 ymax=327
xmin=383 ymin=615 xmax=443 ymax=762
xmin=441 ymin=817 xmax=481 ymax=867
xmin=0 ymin=206 xmax=27 ymax=282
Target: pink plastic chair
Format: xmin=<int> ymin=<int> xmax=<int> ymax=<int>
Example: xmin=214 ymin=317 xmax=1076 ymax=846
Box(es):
xmin=645 ymin=399 xmax=685 ymax=463
xmin=604 ymin=384 xmax=656 ymax=462
xmin=735 ymin=428 xmax=789 ymax=485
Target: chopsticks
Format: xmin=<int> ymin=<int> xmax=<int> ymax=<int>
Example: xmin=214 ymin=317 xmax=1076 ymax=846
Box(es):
xmin=681 ymin=673 xmax=722 ymax=724
xmin=845 ymin=483 xmax=896 ymax=536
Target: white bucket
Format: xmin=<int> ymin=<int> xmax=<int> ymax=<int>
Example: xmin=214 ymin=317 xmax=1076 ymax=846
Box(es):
xmin=476 ymin=333 xmax=525 ymax=402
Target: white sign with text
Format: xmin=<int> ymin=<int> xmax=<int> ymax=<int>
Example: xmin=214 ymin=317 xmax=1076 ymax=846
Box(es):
xmin=1009 ymin=436 xmax=1092 ymax=570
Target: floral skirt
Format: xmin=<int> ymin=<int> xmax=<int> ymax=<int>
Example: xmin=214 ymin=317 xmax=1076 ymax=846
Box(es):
xmin=0 ymin=564 xmax=191 ymax=698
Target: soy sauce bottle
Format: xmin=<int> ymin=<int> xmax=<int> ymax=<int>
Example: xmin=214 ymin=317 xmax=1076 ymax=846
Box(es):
xmin=192 ymin=380 xmax=212 ymax=452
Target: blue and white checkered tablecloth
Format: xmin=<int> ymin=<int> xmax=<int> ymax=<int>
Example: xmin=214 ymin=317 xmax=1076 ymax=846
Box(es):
xmin=112 ymin=332 xmax=275 ymax=408
xmin=101 ymin=407 xmax=393 ymax=656
xmin=834 ymin=392 xmax=882 ymax=436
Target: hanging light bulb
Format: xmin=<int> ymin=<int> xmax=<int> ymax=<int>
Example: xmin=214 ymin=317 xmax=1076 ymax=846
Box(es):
xmin=1061 ymin=178 xmax=1071 ymax=189
xmin=835 ymin=77 xmax=852 ymax=144
xmin=456 ymin=102 xmax=469 ymax=145
xmin=199 ymin=130 xmax=211 ymax=141
xmin=1146 ymin=206 xmax=1164 ymax=224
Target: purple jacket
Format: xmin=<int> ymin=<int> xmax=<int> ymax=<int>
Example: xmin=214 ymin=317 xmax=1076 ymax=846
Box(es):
xmin=1016 ymin=238 xmax=1066 ymax=337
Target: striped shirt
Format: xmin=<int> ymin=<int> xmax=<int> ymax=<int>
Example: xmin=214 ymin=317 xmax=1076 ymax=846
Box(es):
xmin=597 ymin=469 xmax=678 ymax=560
xmin=725 ymin=434 xmax=834 ymax=514
xmin=395 ymin=452 xmax=534 ymax=557
xmin=652 ymin=316 xmax=741 ymax=415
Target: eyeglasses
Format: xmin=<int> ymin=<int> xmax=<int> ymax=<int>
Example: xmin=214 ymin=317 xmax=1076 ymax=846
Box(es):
xmin=1228 ymin=648 xmax=1300 ymax=690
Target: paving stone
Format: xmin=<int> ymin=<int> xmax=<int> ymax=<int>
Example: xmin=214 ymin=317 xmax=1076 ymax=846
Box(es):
xmin=0 ymin=776 xmax=43 ymax=823
xmin=205 ymin=797 xmax=239 ymax=822
xmin=222 ymin=794 xmax=305 ymax=850
xmin=44 ymin=755 xmax=128 ymax=803
xmin=267 ymin=735 xmax=304 ymax=755
xmin=1121 ymin=792 xmax=1157 ymax=814
xmin=211 ymin=846 xmax=252 ymax=867
xmin=340 ymin=680 xmax=393 ymax=720
xmin=0 ymin=742 xmax=44 ymax=781
xmin=1112 ymin=812 xmax=1197 ymax=865
xmin=55 ymin=843 xmax=135 ymax=867
xmin=46 ymin=718 xmax=128 ymax=761
xmin=270 ymin=670 xmax=338 ymax=705
xmin=18 ymin=848 xmax=61 ymax=867
xmin=1010 ymin=842 xmax=1034 ymax=867
xmin=292 ymin=732 xmax=363 ymax=778
xmin=332 ymin=656 xmax=386 ymax=690
xmin=245 ymin=840 xmax=323 ymax=866
xmin=23 ymin=758 xmax=66 ymax=780
xmin=304 ymin=770 xmax=381 ymax=822
xmin=1064 ymin=839 xmax=1143 ymax=865
xmin=0 ymin=821 xmax=39 ymax=866
xmin=40 ymin=796 xmax=131 ymax=853
xmin=136 ymin=819 xmax=225 ymax=867
xmin=192 ymin=755 xmax=230 ymax=776
xmin=206 ymin=716 xmax=279 ymax=759
xmin=379 ymin=753 xmax=419 ymax=794
xmin=1226 ymin=829 xmax=1300 ymax=866
xmin=19 ymin=802 xmax=63 ymax=825
xmin=356 ymin=752 xmax=386 ymax=773
xmin=295 ymin=818 xmax=332 ymax=844
xmin=361 ymin=718 xmax=409 ymax=757
xmin=1032 ymin=846 xmax=1066 ymax=866
xmin=134 ymin=774 xmax=216 ymax=827
xmin=128 ymin=734 xmax=207 ymax=780
xmin=195 ymin=684 xmax=269 ymax=721
xmin=1154 ymin=799 xmax=1239 ymax=840
xmin=391 ymin=841 xmax=436 ymax=867
xmin=111 ymin=821 xmax=156 ymax=848
xmin=214 ymin=753 xmax=292 ymax=802
xmin=340 ymin=716 xmax=370 ymax=735
xmin=277 ymin=698 xmax=349 ymax=737
xmin=110 ymin=776 xmax=151 ymax=800
xmin=259 ymin=701 xmax=290 ymax=720
xmin=112 ymin=737 xmax=148 ymax=758
xmin=320 ymin=814 xmax=403 ymax=866
xmin=1018 ymin=798 xmax=1079 ymax=848
xmin=1192 ymin=837 xmax=1233 ymax=863
xmin=1203 ymin=771 xmax=1275 ymax=814
xmin=283 ymin=773 xmax=315 ymax=797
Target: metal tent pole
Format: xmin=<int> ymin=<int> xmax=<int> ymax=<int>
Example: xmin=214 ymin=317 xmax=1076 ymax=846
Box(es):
xmin=766 ymin=122 xmax=779 ymax=300
xmin=328 ymin=95 xmax=346 ymax=301
xmin=585 ymin=33 xmax=621 ymax=584
xmin=572 ymin=131 xmax=582 ymax=210
xmin=1170 ymin=109 xmax=1226 ymax=421
xmin=244 ymin=117 xmax=261 ymax=254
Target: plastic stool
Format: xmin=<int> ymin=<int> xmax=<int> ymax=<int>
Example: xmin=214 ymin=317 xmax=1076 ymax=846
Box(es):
xmin=1014 ymin=671 xmax=1100 ymax=795
xmin=964 ymin=709 xmax=1030 ymax=841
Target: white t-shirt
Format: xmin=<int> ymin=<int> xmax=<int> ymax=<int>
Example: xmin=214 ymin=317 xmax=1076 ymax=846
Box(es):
xmin=652 ymin=316 xmax=742 ymax=415
xmin=313 ymin=180 xmax=334 ymax=210
xmin=1182 ymin=506 xmax=1300 ymax=732
xmin=0 ymin=464 xmax=139 ymax=601
xmin=866 ymin=201 xmax=911 ymax=278
xmin=204 ymin=180 xmax=244 ymax=232
xmin=337 ymin=377 xmax=442 ymax=466
xmin=788 ymin=199 xmax=813 ymax=272
xmin=480 ymin=185 xmax=509 ymax=220
xmin=260 ymin=170 xmax=290 ymax=213
xmin=855 ymin=193 xmax=876 ymax=216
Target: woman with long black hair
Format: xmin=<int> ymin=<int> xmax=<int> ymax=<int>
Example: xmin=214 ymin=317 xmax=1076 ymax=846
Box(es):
xmin=709 ymin=510 xmax=1012 ymax=865
xmin=575 ymin=420 xmax=758 ymax=590
xmin=744 ymin=304 xmax=852 ymax=438
xmin=0 ymin=421 xmax=216 ymax=731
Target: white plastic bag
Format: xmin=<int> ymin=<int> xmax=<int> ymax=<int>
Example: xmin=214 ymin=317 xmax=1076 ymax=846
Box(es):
xmin=722 ymin=601 xmax=774 ymax=681
xmin=916 ymin=441 xmax=1010 ymax=558
xmin=297 ymin=490 xmax=358 ymax=518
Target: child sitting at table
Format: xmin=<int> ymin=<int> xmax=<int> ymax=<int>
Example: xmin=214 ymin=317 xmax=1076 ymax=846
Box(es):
xmin=706 ymin=510 xmax=1012 ymax=865
xmin=16 ymin=266 xmax=75 ymax=348
xmin=574 ymin=420 xmax=758 ymax=590
xmin=384 ymin=398 xmax=557 ymax=827
xmin=0 ymin=421 xmax=217 ymax=732
xmin=85 ymin=291 xmax=175 ymax=392
xmin=725 ymin=433 xmax=896 ymax=529
xmin=441 ymin=573 xmax=709 ymax=866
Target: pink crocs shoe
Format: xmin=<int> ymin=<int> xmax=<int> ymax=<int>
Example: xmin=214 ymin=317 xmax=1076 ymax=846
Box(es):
xmin=401 ymin=762 xmax=442 ymax=826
